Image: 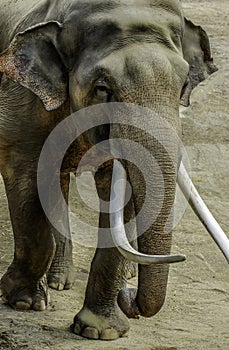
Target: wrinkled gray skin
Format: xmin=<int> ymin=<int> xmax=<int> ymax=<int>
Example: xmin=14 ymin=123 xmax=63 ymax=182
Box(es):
xmin=0 ymin=0 xmax=216 ymax=341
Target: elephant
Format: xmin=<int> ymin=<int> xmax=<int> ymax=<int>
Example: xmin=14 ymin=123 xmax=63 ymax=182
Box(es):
xmin=0 ymin=0 xmax=219 ymax=341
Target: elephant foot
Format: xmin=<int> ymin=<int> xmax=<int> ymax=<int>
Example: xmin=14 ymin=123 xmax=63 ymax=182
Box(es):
xmin=72 ymin=305 xmax=129 ymax=340
xmin=47 ymin=260 xmax=75 ymax=291
xmin=0 ymin=267 xmax=49 ymax=311
xmin=118 ymin=288 xmax=140 ymax=319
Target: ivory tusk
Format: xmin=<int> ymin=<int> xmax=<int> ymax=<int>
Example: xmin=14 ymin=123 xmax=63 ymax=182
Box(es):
xmin=178 ymin=161 xmax=229 ymax=264
xmin=110 ymin=159 xmax=186 ymax=265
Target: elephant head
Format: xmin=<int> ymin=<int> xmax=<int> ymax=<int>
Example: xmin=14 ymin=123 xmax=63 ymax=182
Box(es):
xmin=0 ymin=0 xmax=222 ymax=320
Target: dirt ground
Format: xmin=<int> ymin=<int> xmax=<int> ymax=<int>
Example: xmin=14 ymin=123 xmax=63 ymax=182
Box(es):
xmin=0 ymin=1 xmax=228 ymax=349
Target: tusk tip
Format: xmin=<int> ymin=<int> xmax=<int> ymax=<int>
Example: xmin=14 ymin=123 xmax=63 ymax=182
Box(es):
xmin=163 ymin=254 xmax=186 ymax=264
xmin=175 ymin=254 xmax=186 ymax=262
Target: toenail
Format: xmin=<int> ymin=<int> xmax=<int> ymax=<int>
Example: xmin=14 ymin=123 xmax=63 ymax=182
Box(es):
xmin=15 ymin=301 xmax=31 ymax=310
xmin=121 ymin=331 xmax=129 ymax=338
xmin=57 ymin=283 xmax=64 ymax=291
xmin=33 ymin=300 xmax=46 ymax=311
xmin=2 ymin=295 xmax=9 ymax=304
xmin=64 ymin=283 xmax=72 ymax=290
xmin=73 ymin=323 xmax=81 ymax=335
xmin=48 ymin=282 xmax=58 ymax=290
xmin=100 ymin=328 xmax=119 ymax=340
xmin=82 ymin=327 xmax=99 ymax=339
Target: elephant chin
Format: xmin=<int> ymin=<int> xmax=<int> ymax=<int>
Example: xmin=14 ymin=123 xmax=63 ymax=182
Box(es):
xmin=110 ymin=159 xmax=229 ymax=264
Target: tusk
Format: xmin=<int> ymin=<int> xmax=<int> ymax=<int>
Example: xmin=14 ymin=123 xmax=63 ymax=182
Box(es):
xmin=110 ymin=159 xmax=186 ymax=265
xmin=178 ymin=161 xmax=229 ymax=264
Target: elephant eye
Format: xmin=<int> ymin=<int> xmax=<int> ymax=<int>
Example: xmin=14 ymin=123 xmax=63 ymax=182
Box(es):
xmin=94 ymin=79 xmax=113 ymax=102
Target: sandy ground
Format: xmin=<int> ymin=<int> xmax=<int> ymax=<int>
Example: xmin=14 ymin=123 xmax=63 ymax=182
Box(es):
xmin=0 ymin=1 xmax=229 ymax=349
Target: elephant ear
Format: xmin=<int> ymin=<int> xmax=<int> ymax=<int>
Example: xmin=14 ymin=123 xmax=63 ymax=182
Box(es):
xmin=0 ymin=21 xmax=67 ymax=111
xmin=180 ymin=18 xmax=218 ymax=106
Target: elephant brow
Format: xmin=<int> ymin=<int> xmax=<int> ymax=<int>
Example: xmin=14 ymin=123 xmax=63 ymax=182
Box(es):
xmin=116 ymin=24 xmax=175 ymax=51
xmin=149 ymin=0 xmax=182 ymax=17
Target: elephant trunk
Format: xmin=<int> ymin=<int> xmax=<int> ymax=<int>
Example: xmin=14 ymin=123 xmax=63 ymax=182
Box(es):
xmin=128 ymin=142 xmax=177 ymax=317
xmin=110 ymin=159 xmax=178 ymax=317
xmin=110 ymin=106 xmax=182 ymax=317
xmin=135 ymin=142 xmax=177 ymax=317
xmin=110 ymin=156 xmax=178 ymax=317
xmin=109 ymin=107 xmax=182 ymax=317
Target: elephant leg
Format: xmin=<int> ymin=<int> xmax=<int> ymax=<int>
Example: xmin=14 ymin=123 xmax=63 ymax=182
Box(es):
xmin=72 ymin=164 xmax=129 ymax=340
xmin=0 ymin=155 xmax=55 ymax=311
xmin=47 ymin=173 xmax=75 ymax=291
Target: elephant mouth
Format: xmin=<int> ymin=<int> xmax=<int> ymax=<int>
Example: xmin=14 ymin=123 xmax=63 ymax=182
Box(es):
xmin=62 ymin=143 xmax=114 ymax=175
xmin=110 ymin=159 xmax=229 ymax=264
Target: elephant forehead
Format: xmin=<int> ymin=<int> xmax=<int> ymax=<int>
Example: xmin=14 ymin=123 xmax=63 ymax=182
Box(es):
xmin=62 ymin=0 xmax=185 ymax=85
xmin=60 ymin=0 xmax=183 ymax=68
xmin=59 ymin=0 xmax=183 ymax=65
xmin=84 ymin=0 xmax=182 ymax=30
xmin=75 ymin=0 xmax=182 ymax=15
